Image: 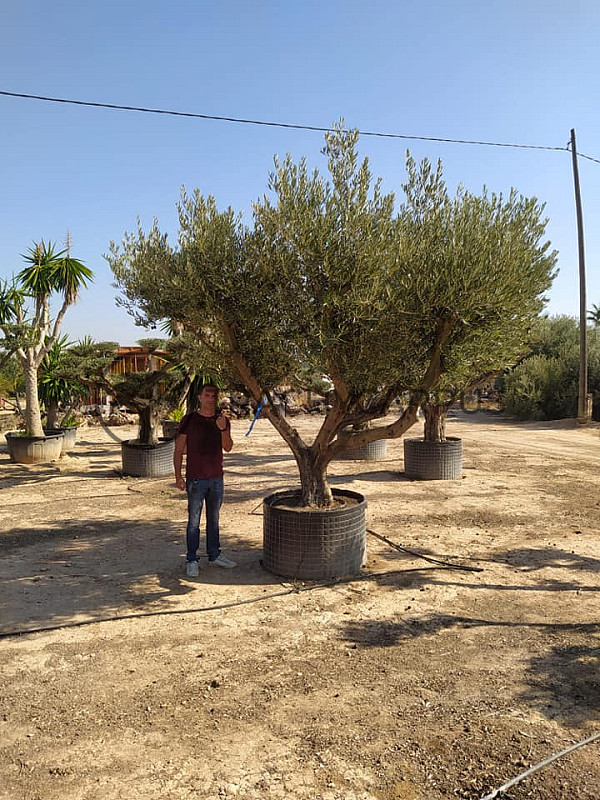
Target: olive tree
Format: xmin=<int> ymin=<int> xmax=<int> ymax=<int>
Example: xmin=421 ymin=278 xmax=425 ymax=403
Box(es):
xmin=107 ymin=128 xmax=557 ymax=506
xmin=97 ymin=338 xmax=192 ymax=445
xmin=39 ymin=336 xmax=119 ymax=427
xmin=395 ymin=156 xmax=557 ymax=440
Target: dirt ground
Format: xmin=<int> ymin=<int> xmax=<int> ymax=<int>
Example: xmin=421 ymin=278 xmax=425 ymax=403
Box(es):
xmin=1 ymin=412 xmax=599 ymax=800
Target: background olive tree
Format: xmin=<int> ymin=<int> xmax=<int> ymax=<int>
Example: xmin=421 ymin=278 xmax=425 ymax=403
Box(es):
xmin=38 ymin=336 xmax=119 ymax=428
xmin=395 ymin=156 xmax=557 ymax=441
xmin=96 ymin=338 xmax=192 ymax=445
xmin=108 ymin=128 xmax=557 ymax=506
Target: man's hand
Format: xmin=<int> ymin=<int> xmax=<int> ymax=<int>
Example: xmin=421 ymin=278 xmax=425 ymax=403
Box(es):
xmin=175 ymin=476 xmax=186 ymax=491
xmin=216 ymin=411 xmax=229 ymax=431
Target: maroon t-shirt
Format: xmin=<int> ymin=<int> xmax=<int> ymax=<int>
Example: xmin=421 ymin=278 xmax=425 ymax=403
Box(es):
xmin=178 ymin=412 xmax=230 ymax=479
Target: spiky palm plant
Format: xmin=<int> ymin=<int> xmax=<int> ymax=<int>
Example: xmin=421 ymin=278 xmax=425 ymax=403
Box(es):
xmin=0 ymin=239 xmax=93 ymax=436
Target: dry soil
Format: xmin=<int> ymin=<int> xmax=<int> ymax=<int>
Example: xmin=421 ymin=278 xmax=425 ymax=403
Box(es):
xmin=1 ymin=412 xmax=599 ymax=800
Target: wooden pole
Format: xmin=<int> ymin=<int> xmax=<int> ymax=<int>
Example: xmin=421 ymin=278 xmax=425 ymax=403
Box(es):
xmin=570 ymin=128 xmax=590 ymax=423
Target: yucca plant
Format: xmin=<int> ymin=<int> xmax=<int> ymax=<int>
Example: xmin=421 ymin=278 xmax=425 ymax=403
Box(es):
xmin=0 ymin=238 xmax=93 ymax=437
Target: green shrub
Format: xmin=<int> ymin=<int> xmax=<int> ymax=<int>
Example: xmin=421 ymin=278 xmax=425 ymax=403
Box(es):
xmin=504 ymin=316 xmax=600 ymax=420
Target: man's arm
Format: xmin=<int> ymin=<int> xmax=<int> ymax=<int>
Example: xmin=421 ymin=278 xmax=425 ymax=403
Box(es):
xmin=174 ymin=433 xmax=187 ymax=490
xmin=216 ymin=413 xmax=233 ymax=452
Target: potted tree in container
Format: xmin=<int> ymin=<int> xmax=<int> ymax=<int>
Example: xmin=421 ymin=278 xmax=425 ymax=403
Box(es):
xmin=108 ymin=127 xmax=556 ymax=579
xmin=39 ymin=336 xmax=87 ymax=453
xmin=98 ymin=339 xmax=192 ymax=477
xmin=397 ymin=156 xmax=556 ymax=480
xmin=161 ymin=407 xmax=185 ymax=440
xmin=0 ymin=239 xmax=93 ymax=464
xmin=39 ymin=336 xmax=118 ymax=453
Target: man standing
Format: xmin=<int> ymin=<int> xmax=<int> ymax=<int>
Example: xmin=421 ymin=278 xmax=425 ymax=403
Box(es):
xmin=174 ymin=384 xmax=236 ymax=576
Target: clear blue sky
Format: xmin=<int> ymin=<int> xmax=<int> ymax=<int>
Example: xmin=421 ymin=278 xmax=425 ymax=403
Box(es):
xmin=2 ymin=0 xmax=598 ymax=345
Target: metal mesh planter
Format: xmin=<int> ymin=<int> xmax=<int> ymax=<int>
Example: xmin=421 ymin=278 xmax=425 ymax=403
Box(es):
xmin=161 ymin=420 xmax=180 ymax=440
xmin=337 ymin=438 xmax=387 ymax=461
xmin=403 ymin=436 xmax=462 ymax=480
xmin=5 ymin=431 xmax=64 ymax=464
xmin=263 ymin=488 xmax=366 ymax=580
xmin=121 ymin=437 xmax=175 ymax=477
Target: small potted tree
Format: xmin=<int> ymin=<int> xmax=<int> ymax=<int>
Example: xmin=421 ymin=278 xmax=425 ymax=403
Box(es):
xmin=1 ymin=239 xmax=92 ymax=464
xmin=396 ymin=155 xmax=556 ymax=480
xmin=161 ymin=407 xmax=185 ymax=439
xmin=99 ymin=339 xmax=192 ymax=477
xmin=38 ymin=336 xmax=86 ymax=453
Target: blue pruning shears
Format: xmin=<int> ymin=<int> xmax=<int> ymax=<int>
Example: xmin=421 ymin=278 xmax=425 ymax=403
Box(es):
xmin=245 ymin=396 xmax=267 ymax=437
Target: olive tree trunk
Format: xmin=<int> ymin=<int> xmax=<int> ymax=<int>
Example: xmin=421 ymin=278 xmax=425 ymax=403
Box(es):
xmin=422 ymin=402 xmax=447 ymax=443
xmin=136 ymin=405 xmax=162 ymax=445
xmin=295 ymin=447 xmax=334 ymax=507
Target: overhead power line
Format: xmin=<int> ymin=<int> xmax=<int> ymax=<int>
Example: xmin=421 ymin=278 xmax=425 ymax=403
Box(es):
xmin=2 ymin=89 xmax=596 ymax=161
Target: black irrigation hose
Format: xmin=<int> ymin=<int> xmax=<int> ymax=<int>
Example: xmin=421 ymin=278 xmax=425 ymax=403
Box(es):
xmin=0 ymin=564 xmax=448 ymax=640
xmin=3 ymin=495 xmax=595 ymax=795
xmin=479 ymin=731 xmax=600 ymax=799
xmin=0 ymin=509 xmax=483 ymax=638
xmin=367 ymin=528 xmax=484 ymax=573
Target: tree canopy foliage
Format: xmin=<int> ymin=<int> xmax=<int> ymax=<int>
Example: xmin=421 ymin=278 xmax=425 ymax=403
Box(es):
xmin=107 ymin=127 xmax=557 ymax=506
xmin=97 ymin=338 xmax=192 ymax=445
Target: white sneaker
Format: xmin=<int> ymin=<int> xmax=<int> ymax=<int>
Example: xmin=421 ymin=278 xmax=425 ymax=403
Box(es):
xmin=208 ymin=554 xmax=237 ymax=569
xmin=186 ymin=560 xmax=200 ymax=577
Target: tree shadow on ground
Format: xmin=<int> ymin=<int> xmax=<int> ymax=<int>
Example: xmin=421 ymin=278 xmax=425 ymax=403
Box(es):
xmin=329 ymin=467 xmax=405 ymax=483
xmin=226 ymin=452 xmax=296 ymax=468
xmin=522 ymin=644 xmax=600 ymax=726
xmin=487 ymin=546 xmax=600 ymax=574
xmin=338 ymin=612 xmax=600 ymax=725
xmin=0 ymin=455 xmax=73 ymax=488
xmin=340 ymin=612 xmax=600 ymax=647
xmin=371 ymin=544 xmax=600 ymax=593
xmin=0 ymin=444 xmax=128 ymax=482
xmin=0 ymin=517 xmax=274 ymax=637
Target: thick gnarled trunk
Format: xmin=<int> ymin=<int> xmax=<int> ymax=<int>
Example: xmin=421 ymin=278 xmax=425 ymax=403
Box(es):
xmin=295 ymin=447 xmax=334 ymax=508
xmin=46 ymin=403 xmax=60 ymax=429
xmin=422 ymin=402 xmax=447 ymax=442
xmin=137 ymin=406 xmax=162 ymax=445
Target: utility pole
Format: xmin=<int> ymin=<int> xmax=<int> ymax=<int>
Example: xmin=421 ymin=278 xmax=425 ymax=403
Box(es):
xmin=570 ymin=128 xmax=591 ymax=423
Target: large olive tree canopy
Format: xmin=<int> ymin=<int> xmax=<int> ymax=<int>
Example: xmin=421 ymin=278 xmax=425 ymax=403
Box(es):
xmin=107 ymin=127 xmax=556 ymax=506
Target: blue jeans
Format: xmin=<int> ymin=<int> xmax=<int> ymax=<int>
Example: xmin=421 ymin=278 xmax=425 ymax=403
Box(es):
xmin=186 ymin=477 xmax=223 ymax=562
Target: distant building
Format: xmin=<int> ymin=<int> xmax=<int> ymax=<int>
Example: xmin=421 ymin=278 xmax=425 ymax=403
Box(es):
xmin=86 ymin=346 xmax=168 ymax=410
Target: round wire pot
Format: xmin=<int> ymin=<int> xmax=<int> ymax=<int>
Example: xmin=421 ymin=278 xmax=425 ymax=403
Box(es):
xmin=121 ymin=437 xmax=175 ymax=477
xmin=403 ymin=436 xmax=462 ymax=480
xmin=263 ymin=488 xmax=367 ymax=580
xmin=336 ymin=438 xmax=387 ymax=461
